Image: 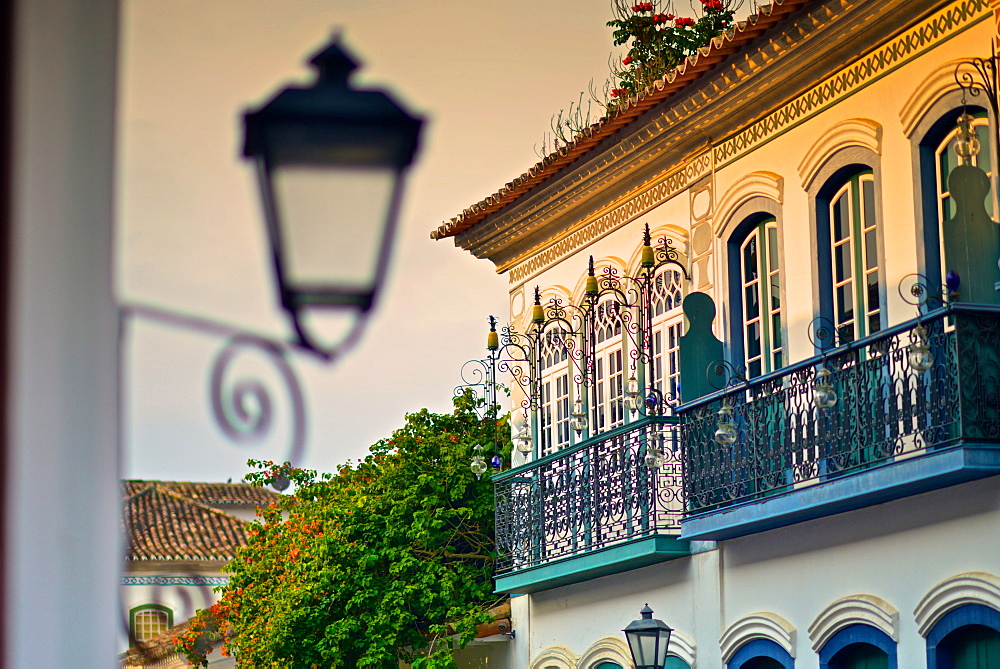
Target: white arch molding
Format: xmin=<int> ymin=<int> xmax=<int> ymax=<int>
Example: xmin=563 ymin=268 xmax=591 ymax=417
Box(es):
xmin=668 ymin=628 xmax=697 ymax=667
xmin=578 ymin=636 xmax=633 ymax=668
xmin=898 ymin=59 xmax=973 ymax=138
xmin=797 ymin=118 xmax=882 ymax=191
xmin=914 ymin=571 xmax=1000 ymax=637
xmin=713 ymin=171 xmax=784 ymax=238
xmin=719 ymin=612 xmax=797 ymax=663
xmin=531 ymin=646 xmax=579 ymax=669
xmin=807 ymin=594 xmax=900 ymax=652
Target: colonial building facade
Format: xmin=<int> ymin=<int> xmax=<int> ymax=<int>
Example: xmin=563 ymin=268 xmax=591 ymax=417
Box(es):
xmin=436 ymin=0 xmax=1000 ymax=667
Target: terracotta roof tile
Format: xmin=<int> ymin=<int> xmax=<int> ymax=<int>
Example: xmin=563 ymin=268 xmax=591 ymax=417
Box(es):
xmin=122 ymin=479 xmax=280 ymax=506
xmin=122 ymin=481 xmax=277 ymax=562
xmin=431 ymin=0 xmax=811 ymax=241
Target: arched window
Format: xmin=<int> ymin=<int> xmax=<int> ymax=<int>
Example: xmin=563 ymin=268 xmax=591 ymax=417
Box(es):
xmin=592 ymin=299 xmax=624 ymax=433
xmin=917 ymin=105 xmax=995 ymax=291
xmin=129 ymin=603 xmax=173 ymax=645
xmin=650 ymin=269 xmax=685 ymax=404
xmin=728 ymin=216 xmax=782 ymax=377
xmin=727 ymin=638 xmax=794 ymax=669
xmin=926 ymin=603 xmax=1000 ymax=668
xmin=539 ymin=328 xmax=571 ymax=456
xmin=818 ymin=624 xmax=896 ymax=669
xmin=816 ymin=168 xmax=882 ymax=345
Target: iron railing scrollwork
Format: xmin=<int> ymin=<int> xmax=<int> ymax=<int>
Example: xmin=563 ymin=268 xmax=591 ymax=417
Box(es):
xmin=493 ymin=416 xmax=682 ymax=574
xmin=679 ymin=306 xmax=1000 ymax=515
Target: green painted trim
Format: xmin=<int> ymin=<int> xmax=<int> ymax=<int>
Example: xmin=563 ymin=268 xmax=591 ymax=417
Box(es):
xmin=494 ymin=534 xmax=689 ymax=595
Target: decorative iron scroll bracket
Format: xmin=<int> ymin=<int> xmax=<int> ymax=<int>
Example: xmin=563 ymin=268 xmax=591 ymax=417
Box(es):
xmin=121 ymin=302 xmax=308 ymax=467
xmin=955 ymin=50 xmax=1000 ymax=176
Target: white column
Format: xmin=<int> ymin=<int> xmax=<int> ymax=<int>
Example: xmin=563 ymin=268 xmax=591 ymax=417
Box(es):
xmin=7 ymin=0 xmax=120 ymax=664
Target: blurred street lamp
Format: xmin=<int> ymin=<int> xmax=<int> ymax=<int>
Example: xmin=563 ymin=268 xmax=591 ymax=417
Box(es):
xmin=243 ymin=35 xmax=423 ymax=359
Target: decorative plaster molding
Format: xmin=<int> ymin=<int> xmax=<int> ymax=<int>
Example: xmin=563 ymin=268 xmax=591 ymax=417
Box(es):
xmin=808 ymin=594 xmax=900 ymax=652
xmin=713 ymin=171 xmax=784 ymax=238
xmin=121 ymin=575 xmax=228 ymax=586
xmin=668 ymin=629 xmax=698 ymax=667
xmin=505 ymin=151 xmax=712 ymax=286
xmin=530 ymin=646 xmax=579 ymax=669
xmin=720 ymin=612 xmax=797 ymax=663
xmin=714 ymin=0 xmax=990 ymax=169
xmin=899 ymin=59 xmax=971 ymax=137
xmin=578 ymin=637 xmax=633 ymax=668
xmin=797 ymin=119 xmax=883 ymax=190
xmin=914 ymin=571 xmax=1000 ymax=637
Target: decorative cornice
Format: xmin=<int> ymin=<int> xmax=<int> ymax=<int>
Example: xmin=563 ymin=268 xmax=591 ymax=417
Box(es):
xmin=898 ymin=58 xmax=972 ymax=137
xmin=714 ymin=0 xmax=990 ymax=169
xmin=807 ymin=594 xmax=900 ymax=652
xmin=714 ymin=171 xmax=784 ymax=237
xmin=720 ymin=612 xmax=797 ymax=662
xmin=121 ymin=575 xmax=229 ymax=586
xmin=797 ymin=118 xmax=883 ymax=190
xmin=914 ymin=571 xmax=1000 ymax=637
xmin=504 ymin=152 xmax=711 ymax=286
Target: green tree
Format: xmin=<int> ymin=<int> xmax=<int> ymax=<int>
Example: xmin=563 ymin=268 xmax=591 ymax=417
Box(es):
xmin=177 ymin=393 xmax=509 ymax=668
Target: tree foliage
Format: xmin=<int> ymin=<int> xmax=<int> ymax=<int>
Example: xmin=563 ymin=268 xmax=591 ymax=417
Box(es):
xmin=177 ymin=393 xmax=509 ymax=668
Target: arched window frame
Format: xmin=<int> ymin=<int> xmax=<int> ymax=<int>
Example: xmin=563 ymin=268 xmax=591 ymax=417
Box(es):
xmin=725 ymin=198 xmax=784 ymax=378
xmin=727 ymin=638 xmax=795 ymax=669
xmin=649 ymin=265 xmax=686 ymax=406
xmin=129 ymin=603 xmax=173 ymax=646
xmin=925 ymin=603 xmax=1000 ymax=669
xmin=538 ymin=324 xmax=571 ymax=456
xmin=591 ymin=293 xmax=625 ymax=434
xmin=909 ymin=90 xmax=998 ymax=294
xmin=818 ymin=623 xmax=897 ymax=669
xmin=807 ymin=146 xmax=886 ymax=348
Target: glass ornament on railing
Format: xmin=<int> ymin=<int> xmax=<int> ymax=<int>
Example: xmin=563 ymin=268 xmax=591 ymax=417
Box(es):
xmin=470 ymin=444 xmax=487 ymax=478
xmin=645 ymin=432 xmax=666 ymax=469
xmin=570 ymin=396 xmax=588 ymax=435
xmin=490 ymin=454 xmax=503 ymax=471
xmin=907 ymin=325 xmax=934 ymax=371
xmin=812 ymin=366 xmax=839 ymax=409
xmin=623 ymin=374 xmax=644 ymax=414
xmin=714 ymin=400 xmax=738 ymax=445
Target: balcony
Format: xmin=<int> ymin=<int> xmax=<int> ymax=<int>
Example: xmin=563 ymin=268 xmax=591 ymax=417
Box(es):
xmin=493 ymin=416 xmax=688 ymax=594
xmin=678 ymin=305 xmax=1000 ymax=541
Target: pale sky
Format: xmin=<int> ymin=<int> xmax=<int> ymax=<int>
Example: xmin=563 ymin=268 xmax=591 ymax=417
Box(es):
xmin=119 ymin=0 xmax=621 ymax=481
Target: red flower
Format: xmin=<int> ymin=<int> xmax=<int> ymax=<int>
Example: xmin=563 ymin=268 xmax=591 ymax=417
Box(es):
xmin=675 ymin=16 xmax=695 ymax=26
xmin=701 ymin=0 xmax=724 ymax=7
xmin=622 ymin=56 xmax=632 ymax=65
xmin=610 ymin=89 xmax=620 ymax=98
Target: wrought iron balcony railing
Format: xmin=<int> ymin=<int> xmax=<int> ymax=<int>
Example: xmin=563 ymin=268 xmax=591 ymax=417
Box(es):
xmin=679 ymin=305 xmax=1000 ymax=516
xmin=494 ymin=416 xmax=683 ymax=574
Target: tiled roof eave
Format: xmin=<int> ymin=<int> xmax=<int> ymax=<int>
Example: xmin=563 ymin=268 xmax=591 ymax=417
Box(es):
xmin=430 ymin=0 xmax=810 ymax=242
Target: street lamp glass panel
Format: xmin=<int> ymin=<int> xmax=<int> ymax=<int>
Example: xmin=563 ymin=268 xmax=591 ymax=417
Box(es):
xmin=271 ymin=164 xmax=397 ymax=292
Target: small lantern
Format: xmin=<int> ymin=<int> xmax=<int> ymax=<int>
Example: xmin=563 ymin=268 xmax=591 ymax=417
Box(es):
xmin=623 ymin=605 xmax=673 ymax=669
xmin=570 ymin=396 xmax=588 ymax=436
xmin=514 ymin=421 xmax=533 ymax=455
xmin=812 ymin=366 xmax=838 ymax=409
xmin=624 ymin=374 xmax=644 ymax=414
xmin=714 ymin=400 xmax=738 ymax=446
xmin=908 ymin=325 xmax=934 ymax=372
xmin=242 ymin=36 xmax=423 ymax=355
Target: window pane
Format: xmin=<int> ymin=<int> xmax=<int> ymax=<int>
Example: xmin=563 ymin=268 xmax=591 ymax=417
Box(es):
xmin=835 ymin=241 xmax=852 ymax=283
xmin=869 ymin=311 xmax=881 ymax=335
xmin=771 ymin=313 xmax=782 ymax=348
xmin=836 ymin=284 xmax=854 ymax=325
xmin=867 ymin=271 xmax=880 ymax=316
xmin=767 ymin=225 xmax=779 ymax=272
xmin=743 ymin=235 xmax=759 ymax=281
xmin=746 ymin=321 xmax=761 ymax=359
xmin=770 ymin=275 xmax=781 ymax=310
xmin=832 ymin=192 xmax=851 ymax=241
xmin=745 ymin=285 xmax=760 ymax=319
xmin=862 ymin=178 xmax=876 ymax=230
xmin=864 ymin=228 xmax=878 ymax=271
